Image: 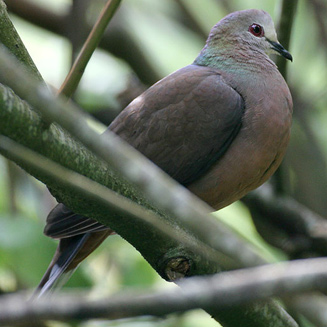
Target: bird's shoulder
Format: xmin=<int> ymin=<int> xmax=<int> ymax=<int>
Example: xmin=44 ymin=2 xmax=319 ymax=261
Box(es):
xmin=109 ymin=64 xmax=243 ymax=139
xmin=107 ymin=64 xmax=244 ymax=185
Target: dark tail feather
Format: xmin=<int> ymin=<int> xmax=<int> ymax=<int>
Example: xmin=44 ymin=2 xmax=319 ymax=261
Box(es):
xmin=35 ymin=233 xmax=90 ymax=298
xmin=34 ymin=230 xmax=112 ymax=299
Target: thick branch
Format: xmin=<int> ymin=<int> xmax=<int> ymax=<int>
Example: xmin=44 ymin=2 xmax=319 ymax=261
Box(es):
xmin=0 ymin=135 xmax=223 ymax=265
xmin=0 ymin=82 xmax=194 ymax=271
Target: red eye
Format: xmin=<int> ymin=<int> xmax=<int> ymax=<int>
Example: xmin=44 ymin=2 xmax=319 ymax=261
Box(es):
xmin=248 ymin=24 xmax=264 ymax=37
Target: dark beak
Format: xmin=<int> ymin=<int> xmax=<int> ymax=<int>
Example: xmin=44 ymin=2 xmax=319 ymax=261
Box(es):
xmin=267 ymin=39 xmax=293 ymax=62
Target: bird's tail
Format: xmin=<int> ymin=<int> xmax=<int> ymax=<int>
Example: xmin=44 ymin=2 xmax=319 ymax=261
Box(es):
xmin=34 ymin=230 xmax=112 ymax=299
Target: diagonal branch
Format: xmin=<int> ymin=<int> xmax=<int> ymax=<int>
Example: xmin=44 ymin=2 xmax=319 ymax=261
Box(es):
xmin=242 ymin=184 xmax=327 ymax=257
xmin=0 ymin=135 xmax=223 ymax=264
xmin=58 ymin=0 xmax=122 ymax=97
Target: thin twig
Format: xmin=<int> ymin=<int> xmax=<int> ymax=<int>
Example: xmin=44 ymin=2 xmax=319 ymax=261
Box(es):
xmin=58 ymin=0 xmax=121 ymax=98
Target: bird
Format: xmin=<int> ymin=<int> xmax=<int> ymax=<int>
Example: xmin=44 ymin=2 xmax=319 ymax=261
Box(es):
xmin=36 ymin=9 xmax=293 ymax=297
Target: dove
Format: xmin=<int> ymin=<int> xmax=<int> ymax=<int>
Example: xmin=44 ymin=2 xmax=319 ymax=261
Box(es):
xmin=36 ymin=9 xmax=292 ymax=296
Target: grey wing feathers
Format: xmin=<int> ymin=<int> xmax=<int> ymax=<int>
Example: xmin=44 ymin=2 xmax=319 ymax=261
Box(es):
xmin=44 ymin=203 xmax=110 ymax=239
xmin=108 ymin=64 xmax=244 ymax=185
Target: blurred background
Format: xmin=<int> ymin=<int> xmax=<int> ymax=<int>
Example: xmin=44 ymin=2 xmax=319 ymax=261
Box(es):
xmin=0 ymin=0 xmax=326 ymax=326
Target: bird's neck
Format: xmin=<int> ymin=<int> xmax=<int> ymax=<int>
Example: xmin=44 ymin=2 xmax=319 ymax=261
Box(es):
xmin=193 ymin=43 xmax=287 ymax=110
xmin=193 ymin=42 xmax=277 ymax=75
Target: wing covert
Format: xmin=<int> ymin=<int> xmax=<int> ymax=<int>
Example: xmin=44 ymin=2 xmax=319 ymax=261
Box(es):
xmin=108 ymin=64 xmax=244 ymax=185
xmin=44 ymin=203 xmax=110 ymax=238
xmin=45 ymin=65 xmax=244 ymax=239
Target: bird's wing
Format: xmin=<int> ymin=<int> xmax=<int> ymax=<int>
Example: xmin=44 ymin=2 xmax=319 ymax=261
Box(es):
xmin=37 ymin=64 xmax=244 ymax=296
xmin=108 ymin=64 xmax=244 ymax=185
xmin=45 ymin=65 xmax=244 ymax=239
xmin=44 ymin=203 xmax=111 ymax=238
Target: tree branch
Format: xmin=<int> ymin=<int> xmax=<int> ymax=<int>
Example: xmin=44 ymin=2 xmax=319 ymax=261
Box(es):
xmin=276 ymin=0 xmax=298 ymax=80
xmin=242 ymin=184 xmax=327 ymax=257
xmin=58 ymin=0 xmax=122 ymax=97
xmin=273 ymin=0 xmax=298 ymax=195
xmin=0 ymin=135 xmax=223 ymax=264
xmin=4 ymin=257 xmax=327 ymax=326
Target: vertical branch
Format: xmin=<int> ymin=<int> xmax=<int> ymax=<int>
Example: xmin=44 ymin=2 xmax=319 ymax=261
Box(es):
xmin=276 ymin=0 xmax=298 ymax=80
xmin=273 ymin=0 xmax=298 ymax=195
xmin=308 ymin=0 xmax=327 ymax=57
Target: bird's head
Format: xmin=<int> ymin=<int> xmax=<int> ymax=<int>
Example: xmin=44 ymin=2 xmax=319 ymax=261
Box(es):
xmin=199 ymin=9 xmax=292 ymax=65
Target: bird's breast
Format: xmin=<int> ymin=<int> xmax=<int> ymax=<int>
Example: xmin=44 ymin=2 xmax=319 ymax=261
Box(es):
xmin=187 ymin=70 xmax=292 ymax=210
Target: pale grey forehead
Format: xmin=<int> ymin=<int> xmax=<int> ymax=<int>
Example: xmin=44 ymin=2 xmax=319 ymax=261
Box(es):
xmin=250 ymin=10 xmax=275 ymax=29
xmin=224 ymin=9 xmax=273 ymax=26
xmin=219 ymin=9 xmax=277 ymax=38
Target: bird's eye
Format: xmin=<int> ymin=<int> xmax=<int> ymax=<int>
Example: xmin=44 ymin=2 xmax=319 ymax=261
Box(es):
xmin=248 ymin=24 xmax=264 ymax=37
